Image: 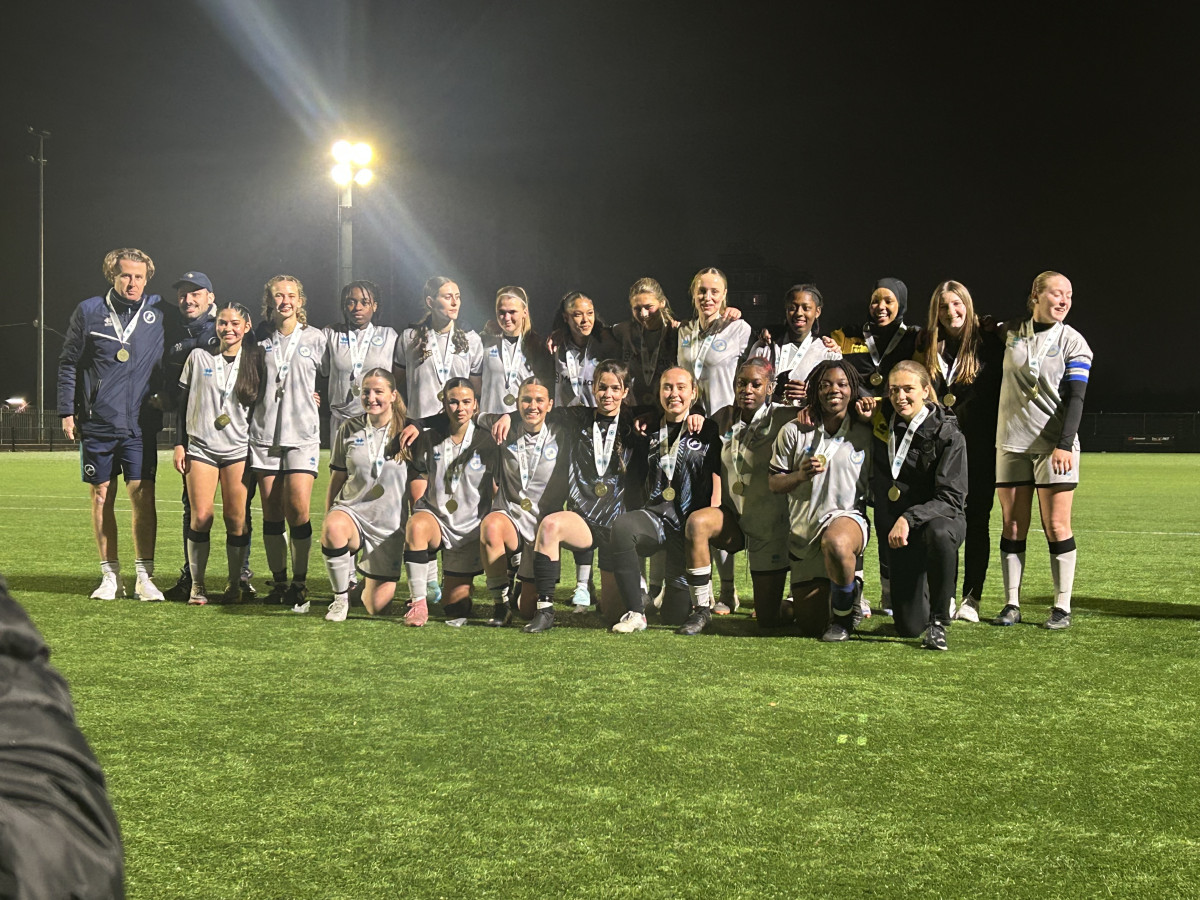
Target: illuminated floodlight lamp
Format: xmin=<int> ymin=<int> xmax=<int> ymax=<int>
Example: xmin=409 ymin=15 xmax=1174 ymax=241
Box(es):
xmin=331 ymin=163 xmax=353 ymax=186
xmin=332 ymin=140 xmax=353 ymax=163
xmin=354 ymin=168 xmax=373 ymax=186
xmin=6 ymin=396 xmax=28 ymax=410
xmin=351 ymin=142 xmax=372 ymax=166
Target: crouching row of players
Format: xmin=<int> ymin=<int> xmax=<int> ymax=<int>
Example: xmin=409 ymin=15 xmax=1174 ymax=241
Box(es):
xmin=178 ymin=305 xmax=968 ymax=647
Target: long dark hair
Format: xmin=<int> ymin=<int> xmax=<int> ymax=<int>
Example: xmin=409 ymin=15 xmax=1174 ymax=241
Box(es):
xmin=213 ymin=302 xmax=263 ymax=407
xmin=410 ymin=276 xmax=470 ymax=356
xmin=551 ymin=290 xmax=607 ymax=354
xmin=359 ymin=366 xmax=410 ymax=461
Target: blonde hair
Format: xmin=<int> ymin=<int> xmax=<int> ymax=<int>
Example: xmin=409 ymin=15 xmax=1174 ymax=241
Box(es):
xmin=889 ymin=359 xmax=935 ymax=403
xmin=688 ymin=267 xmax=728 ymax=317
xmin=491 ymin=285 xmax=531 ymax=338
xmin=1027 ymin=270 xmax=1065 ymax=315
xmin=922 ymin=280 xmax=981 ymax=384
xmin=102 ymin=248 xmax=155 ymax=283
xmin=262 ymin=275 xmax=308 ymax=325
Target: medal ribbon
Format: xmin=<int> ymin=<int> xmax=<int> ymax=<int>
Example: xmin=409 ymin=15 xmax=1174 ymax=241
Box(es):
xmin=364 ymin=422 xmax=390 ymax=478
xmin=346 ymin=324 xmax=376 ymax=393
xmin=635 ymin=324 xmax=664 ymax=391
xmin=564 ymin=339 xmax=590 ymax=400
xmin=517 ymin=425 xmax=551 ymax=494
xmin=888 ymin=405 xmax=931 ymax=483
xmin=274 ymin=326 xmax=305 ymax=385
xmin=216 ymin=347 xmax=242 ymax=413
xmin=104 ymin=291 xmax=145 ymax=349
xmin=501 ymin=336 xmax=525 ymax=398
xmin=658 ymin=421 xmax=685 ymax=489
xmin=936 ymin=346 xmax=961 ymax=389
xmin=1020 ymin=319 xmax=1063 ymax=387
xmin=865 ymin=323 xmax=908 ymax=371
xmin=777 ymin=333 xmax=814 ymax=375
xmin=429 ymin=323 xmax=456 ymax=391
xmin=808 ymin=411 xmax=851 ymax=464
xmin=442 ymin=420 xmax=476 ymax=499
xmin=729 ymin=401 xmax=772 ymax=488
xmin=683 ymin=322 xmax=719 ymax=384
xmin=592 ymin=418 xmax=618 ymax=477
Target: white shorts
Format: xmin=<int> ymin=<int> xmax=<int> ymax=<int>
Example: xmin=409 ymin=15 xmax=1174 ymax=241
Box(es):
xmin=996 ymin=448 xmax=1080 ymax=488
xmin=185 ymin=446 xmax=248 ymax=469
xmin=333 ymin=505 xmax=405 ymax=581
xmin=439 ymin=522 xmax=483 ymax=577
xmin=249 ymin=442 xmax=321 ymax=475
xmin=489 ymin=511 xmax=536 ymax=580
xmin=789 ymin=512 xmax=870 ymax=584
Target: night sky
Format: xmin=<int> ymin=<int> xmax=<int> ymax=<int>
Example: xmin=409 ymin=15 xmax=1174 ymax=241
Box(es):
xmin=2 ymin=1 xmax=1196 ymax=412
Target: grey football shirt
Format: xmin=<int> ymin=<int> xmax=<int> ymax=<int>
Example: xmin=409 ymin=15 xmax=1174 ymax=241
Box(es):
xmin=398 ymin=325 xmax=485 ymax=420
xmin=997 ymin=320 xmax=1093 ymax=454
xmin=321 ymin=324 xmax=401 ymax=421
xmin=410 ymin=422 xmax=497 ymax=549
xmin=677 ymin=318 xmax=752 ymax=414
xmin=249 ymin=324 xmax=324 ymax=448
xmin=179 ymin=347 xmax=251 ymax=458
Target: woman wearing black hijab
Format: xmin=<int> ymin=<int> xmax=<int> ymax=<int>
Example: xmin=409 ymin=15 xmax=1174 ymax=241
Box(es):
xmin=830 ymin=277 xmax=922 ymax=616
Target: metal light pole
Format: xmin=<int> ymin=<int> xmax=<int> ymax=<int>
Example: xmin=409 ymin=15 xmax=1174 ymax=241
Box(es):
xmin=331 ymin=141 xmax=373 ymax=290
xmin=28 ymin=127 xmax=50 ymax=434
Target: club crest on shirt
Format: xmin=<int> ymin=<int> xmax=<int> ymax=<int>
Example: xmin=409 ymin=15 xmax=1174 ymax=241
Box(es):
xmin=469 ymin=453 xmax=484 ymax=470
xmin=851 ymin=448 xmax=865 ymax=464
xmin=1046 ymin=345 xmax=1061 ymax=358
xmin=713 ymin=338 xmax=727 ymax=352
xmin=143 ymin=310 xmax=156 ymax=324
xmin=544 ymin=446 xmax=558 ymax=460
xmin=298 ymin=345 xmax=313 ymax=357
xmin=372 ymin=334 xmax=385 ymax=346
xmin=686 ymin=437 xmax=703 ymax=451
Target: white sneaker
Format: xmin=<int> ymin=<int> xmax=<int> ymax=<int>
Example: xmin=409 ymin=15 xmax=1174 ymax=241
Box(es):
xmin=90 ymin=572 xmax=124 ymax=600
xmin=954 ymin=597 xmax=980 ymax=623
xmin=611 ymin=611 xmax=647 ymax=633
xmin=714 ymin=589 xmax=740 ymax=615
xmin=134 ymin=575 xmax=164 ymax=602
xmin=326 ymin=595 xmax=349 ymax=622
xmin=571 ymin=583 xmax=591 ymax=607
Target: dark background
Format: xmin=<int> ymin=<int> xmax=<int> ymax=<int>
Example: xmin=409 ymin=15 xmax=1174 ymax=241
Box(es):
xmin=1 ymin=1 xmax=1195 ymax=412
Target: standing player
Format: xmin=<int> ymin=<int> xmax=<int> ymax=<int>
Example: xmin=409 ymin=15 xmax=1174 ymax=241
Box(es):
xmin=322 ymin=280 xmax=401 ymax=439
xmin=249 ymin=275 xmax=326 ymax=608
xmin=681 ymin=357 xmax=797 ymax=630
xmin=403 ymin=378 xmax=497 ymax=626
xmin=992 ymin=271 xmax=1093 ymax=630
xmin=916 ymin=279 xmax=1004 ymax=621
xmin=527 ymin=361 xmax=645 ymax=627
xmin=769 ymin=360 xmax=874 ymax=639
xmin=747 ymin=284 xmax=841 ymax=407
xmin=549 ymin=291 xmax=620 ymax=408
xmin=677 ymin=266 xmax=751 ymax=612
xmin=613 ymin=277 xmax=679 ymax=413
xmin=160 ymin=270 xmax=220 ymax=600
xmin=872 ymin=361 xmax=968 ymax=648
xmin=321 ymin=368 xmax=411 ymax=622
xmin=478 ymin=286 xmax=550 ymax=416
xmin=57 ymin=248 xmax=167 ymax=600
xmin=608 ymin=367 xmax=722 ymax=634
xmin=397 ymin=276 xmax=484 ymax=424
xmin=479 ymin=377 xmax=569 ymax=631
xmin=173 ymin=303 xmax=263 ymax=604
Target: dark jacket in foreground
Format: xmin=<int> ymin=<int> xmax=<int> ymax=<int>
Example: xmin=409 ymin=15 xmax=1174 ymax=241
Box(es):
xmin=871 ymin=404 xmax=968 ymax=530
xmin=0 ymin=576 xmax=124 ymax=900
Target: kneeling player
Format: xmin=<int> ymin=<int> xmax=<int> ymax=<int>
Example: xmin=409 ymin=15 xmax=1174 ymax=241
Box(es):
xmin=768 ymin=361 xmax=873 ymax=639
xmin=403 ymin=378 xmax=496 ymax=625
xmin=320 ymin=369 xmax=410 ymax=622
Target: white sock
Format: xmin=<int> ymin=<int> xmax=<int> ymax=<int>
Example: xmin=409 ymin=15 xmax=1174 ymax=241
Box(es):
xmin=406 ymin=559 xmax=428 ymax=601
xmin=135 ymin=558 xmax=154 ymax=580
xmin=324 ymin=548 xmax=355 ymax=595
xmin=1000 ymin=539 xmax=1026 ymax=606
xmin=576 ymin=562 xmax=592 ymax=589
xmin=185 ymin=540 xmax=210 ymax=585
xmin=1049 ymin=539 xmax=1077 ymax=612
xmin=426 ymin=559 xmax=439 ymax=588
xmin=101 ymin=560 xmax=120 ymax=577
xmin=715 ymin=550 xmax=735 ymax=592
xmin=687 ymin=565 xmax=714 ymax=608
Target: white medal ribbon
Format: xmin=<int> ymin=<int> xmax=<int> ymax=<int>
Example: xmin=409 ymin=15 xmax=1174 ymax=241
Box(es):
xmin=729 ymin=401 xmax=772 ymax=490
xmin=683 ymin=322 xmax=719 ymax=384
xmin=808 ymin=411 xmax=852 ymax=465
xmin=592 ymin=418 xmax=618 ymax=477
xmin=777 ymin=333 xmax=814 ymax=375
xmin=658 ymin=420 xmax=685 ymax=487
xmin=1020 ymin=319 xmax=1063 ymax=387
xmin=936 ymin=346 xmax=961 ymax=388
xmin=216 ymin=347 xmax=242 ymax=412
xmin=888 ymin=405 xmax=931 ymax=482
xmin=346 ymin=323 xmax=376 ymax=391
xmin=516 ymin=425 xmax=551 ymax=494
xmin=442 ymin=420 xmax=476 ymax=499
xmin=429 ymin=323 xmax=456 ymax=390
xmin=364 ymin=422 xmax=390 ymax=478
xmin=274 ymin=326 xmax=305 ymax=385
xmin=635 ymin=324 xmax=664 ymax=391
xmin=501 ymin=336 xmax=525 ymax=398
xmin=865 ymin=322 xmax=908 ymax=370
xmin=104 ymin=291 xmax=145 ymax=349
xmin=564 ymin=339 xmax=590 ymax=400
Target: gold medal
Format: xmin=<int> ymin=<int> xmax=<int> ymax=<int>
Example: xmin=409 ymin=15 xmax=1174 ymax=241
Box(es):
xmin=116 ymin=347 xmax=131 ymax=363
xmin=214 ymin=413 xmax=232 ymax=430
xmin=520 ymin=496 xmax=533 ymax=512
xmin=731 ymin=481 xmax=744 ymax=496
xmin=437 ymin=389 xmax=445 ymax=402
xmin=662 ymin=487 xmax=676 ymax=501
xmin=870 ymin=372 xmax=883 ymax=386
xmin=594 ymin=483 xmax=608 ymax=497
xmin=943 ymin=392 xmax=957 ymax=407
xmin=445 ymin=498 xmax=459 ymax=513
xmin=888 ymin=484 xmax=901 ymax=501
xmin=504 ymin=393 xmax=517 ymax=406
xmin=1030 ymin=385 xmax=1039 ymax=399
xmin=814 ymin=454 xmax=827 ymax=468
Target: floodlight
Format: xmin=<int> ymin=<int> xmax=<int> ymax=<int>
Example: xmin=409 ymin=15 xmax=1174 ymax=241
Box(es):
xmin=354 ymin=168 xmax=373 ymax=186
xmin=332 ymin=140 xmax=353 ymax=163
xmin=331 ymin=163 xmax=353 ymax=186
xmin=351 ymin=143 xmax=373 ymax=166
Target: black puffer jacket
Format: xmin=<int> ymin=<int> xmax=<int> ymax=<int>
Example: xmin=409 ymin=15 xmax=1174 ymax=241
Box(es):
xmin=871 ymin=404 xmax=968 ymax=529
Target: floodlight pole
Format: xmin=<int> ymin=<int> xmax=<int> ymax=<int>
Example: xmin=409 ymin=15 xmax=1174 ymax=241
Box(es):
xmin=338 ymin=182 xmax=353 ymax=289
xmin=28 ymin=127 xmax=50 ymax=434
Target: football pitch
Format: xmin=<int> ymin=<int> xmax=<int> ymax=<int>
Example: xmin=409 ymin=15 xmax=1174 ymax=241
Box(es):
xmin=2 ymin=451 xmax=1199 ymax=899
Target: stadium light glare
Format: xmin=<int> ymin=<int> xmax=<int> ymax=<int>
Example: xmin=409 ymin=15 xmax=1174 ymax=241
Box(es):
xmin=332 ymin=140 xmax=353 ymax=163
xmin=351 ymin=142 xmax=372 ymax=166
xmin=331 ymin=163 xmax=353 ymax=186
xmin=354 ymin=168 xmax=373 ymax=186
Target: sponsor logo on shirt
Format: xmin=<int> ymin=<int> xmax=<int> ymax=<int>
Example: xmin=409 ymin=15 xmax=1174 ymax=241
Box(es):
xmin=203 ymin=367 xmax=214 ymax=378
xmin=488 ymin=347 xmax=499 ymax=357
xmin=353 ymin=436 xmax=365 ymax=446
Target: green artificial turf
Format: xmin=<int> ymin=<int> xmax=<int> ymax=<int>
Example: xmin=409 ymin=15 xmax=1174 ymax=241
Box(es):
xmin=3 ymin=452 xmax=1199 ymax=899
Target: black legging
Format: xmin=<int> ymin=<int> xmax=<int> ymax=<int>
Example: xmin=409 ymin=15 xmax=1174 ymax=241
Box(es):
xmin=961 ymin=436 xmax=996 ymax=602
xmin=607 ymin=510 xmax=691 ymax=625
xmin=880 ymin=516 xmax=965 ymax=637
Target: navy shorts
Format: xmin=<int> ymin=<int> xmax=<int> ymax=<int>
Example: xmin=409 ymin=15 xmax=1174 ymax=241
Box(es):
xmin=80 ymin=432 xmax=158 ymax=484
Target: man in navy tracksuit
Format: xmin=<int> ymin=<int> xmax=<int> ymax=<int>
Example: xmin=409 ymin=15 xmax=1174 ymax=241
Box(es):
xmin=57 ymin=248 xmax=167 ymax=601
